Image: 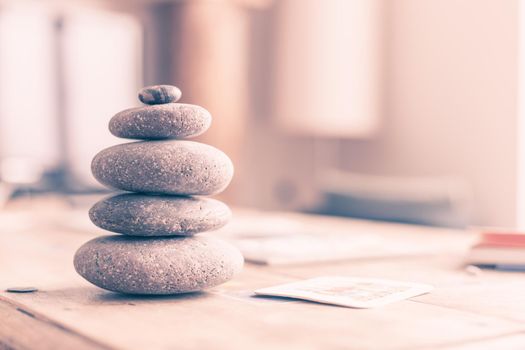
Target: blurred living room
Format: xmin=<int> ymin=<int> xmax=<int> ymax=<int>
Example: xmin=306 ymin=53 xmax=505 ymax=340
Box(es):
xmin=2 ymin=0 xmax=525 ymax=349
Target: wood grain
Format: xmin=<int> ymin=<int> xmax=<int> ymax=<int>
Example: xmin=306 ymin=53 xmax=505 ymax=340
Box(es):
xmin=0 ymin=296 xmax=110 ymax=350
xmin=1 ymin=201 xmax=525 ymax=349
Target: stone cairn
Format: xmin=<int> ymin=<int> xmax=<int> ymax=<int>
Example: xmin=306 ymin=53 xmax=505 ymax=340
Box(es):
xmin=74 ymin=85 xmax=243 ymax=295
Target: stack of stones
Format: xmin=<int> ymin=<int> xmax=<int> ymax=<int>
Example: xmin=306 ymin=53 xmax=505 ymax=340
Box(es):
xmin=74 ymin=85 xmax=243 ymax=295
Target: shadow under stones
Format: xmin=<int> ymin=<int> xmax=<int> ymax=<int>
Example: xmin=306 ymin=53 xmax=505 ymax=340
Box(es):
xmin=36 ymin=286 xmax=208 ymax=306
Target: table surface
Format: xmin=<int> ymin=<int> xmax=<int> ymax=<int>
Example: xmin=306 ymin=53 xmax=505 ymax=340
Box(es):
xmin=1 ymin=197 xmax=525 ymax=350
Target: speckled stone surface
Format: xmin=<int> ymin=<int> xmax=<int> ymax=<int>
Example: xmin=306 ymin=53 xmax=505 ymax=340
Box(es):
xmin=74 ymin=235 xmax=244 ymax=295
xmin=138 ymin=85 xmax=181 ymax=105
xmin=109 ymin=103 xmax=211 ymax=140
xmin=91 ymin=140 xmax=234 ymax=195
xmin=89 ymin=193 xmax=231 ymax=236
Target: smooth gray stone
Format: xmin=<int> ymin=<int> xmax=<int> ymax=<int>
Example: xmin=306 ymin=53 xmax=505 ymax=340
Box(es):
xmin=89 ymin=194 xmax=231 ymax=236
xmin=138 ymin=85 xmax=181 ymax=105
xmin=109 ymin=103 xmax=211 ymax=140
xmin=91 ymin=140 xmax=234 ymax=195
xmin=74 ymin=235 xmax=244 ymax=295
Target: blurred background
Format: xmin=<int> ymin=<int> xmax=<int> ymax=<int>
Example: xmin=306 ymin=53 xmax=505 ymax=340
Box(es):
xmin=0 ymin=0 xmax=523 ymax=229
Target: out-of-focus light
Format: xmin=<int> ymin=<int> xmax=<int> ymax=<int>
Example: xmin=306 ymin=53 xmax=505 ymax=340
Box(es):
xmin=0 ymin=5 xmax=58 ymax=165
xmin=273 ymin=0 xmax=383 ymax=138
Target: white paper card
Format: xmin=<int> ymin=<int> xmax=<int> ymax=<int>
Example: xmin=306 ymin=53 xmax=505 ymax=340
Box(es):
xmin=232 ymin=233 xmax=438 ymax=265
xmin=255 ymin=276 xmax=433 ymax=308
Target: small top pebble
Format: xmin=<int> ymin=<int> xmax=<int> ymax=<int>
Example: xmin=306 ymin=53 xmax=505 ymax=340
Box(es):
xmin=139 ymin=85 xmax=182 ymax=105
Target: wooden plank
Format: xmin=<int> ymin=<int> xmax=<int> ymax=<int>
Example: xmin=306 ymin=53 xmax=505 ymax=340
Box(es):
xmin=271 ymin=253 xmax=525 ymax=324
xmin=3 ymin=278 xmax=524 ymax=350
xmin=1 ymin=204 xmax=525 ymax=349
xmin=225 ymin=210 xmax=525 ymax=324
xmin=0 ymin=296 xmax=110 ymax=350
xmin=440 ymin=332 xmax=525 ymax=350
xmin=415 ymin=273 xmax=525 ymax=323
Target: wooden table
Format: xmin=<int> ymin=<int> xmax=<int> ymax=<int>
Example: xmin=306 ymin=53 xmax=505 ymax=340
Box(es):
xmin=1 ymin=198 xmax=525 ymax=350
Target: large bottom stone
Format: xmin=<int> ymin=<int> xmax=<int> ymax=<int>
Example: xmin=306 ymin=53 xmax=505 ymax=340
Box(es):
xmin=89 ymin=193 xmax=231 ymax=236
xmin=74 ymin=235 xmax=243 ymax=295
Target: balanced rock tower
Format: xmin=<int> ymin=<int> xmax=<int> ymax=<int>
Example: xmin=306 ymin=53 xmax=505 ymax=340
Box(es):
xmin=74 ymin=85 xmax=244 ymax=295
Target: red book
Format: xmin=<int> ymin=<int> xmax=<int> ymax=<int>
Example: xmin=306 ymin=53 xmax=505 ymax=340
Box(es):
xmin=466 ymin=232 xmax=525 ymax=265
xmin=479 ymin=232 xmax=525 ymax=247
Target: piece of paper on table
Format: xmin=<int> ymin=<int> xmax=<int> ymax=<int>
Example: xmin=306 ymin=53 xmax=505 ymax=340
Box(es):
xmin=232 ymin=233 xmax=437 ymax=265
xmin=254 ymin=276 xmax=434 ymax=308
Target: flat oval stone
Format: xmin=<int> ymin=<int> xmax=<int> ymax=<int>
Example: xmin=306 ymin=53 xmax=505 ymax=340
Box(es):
xmin=89 ymin=194 xmax=231 ymax=236
xmin=109 ymin=103 xmax=211 ymax=140
xmin=74 ymin=235 xmax=244 ymax=294
xmin=139 ymin=85 xmax=181 ymax=105
xmin=91 ymin=140 xmax=234 ymax=195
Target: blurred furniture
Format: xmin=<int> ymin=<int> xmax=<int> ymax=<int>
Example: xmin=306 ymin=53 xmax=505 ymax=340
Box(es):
xmin=0 ymin=2 xmax=142 ymax=193
xmin=313 ymin=171 xmax=471 ymax=228
xmin=169 ymin=0 xmax=252 ymax=201
xmin=2 ymin=200 xmax=525 ymax=349
xmin=0 ymin=0 xmax=266 ymax=202
xmin=168 ymin=0 xmax=271 ymax=202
